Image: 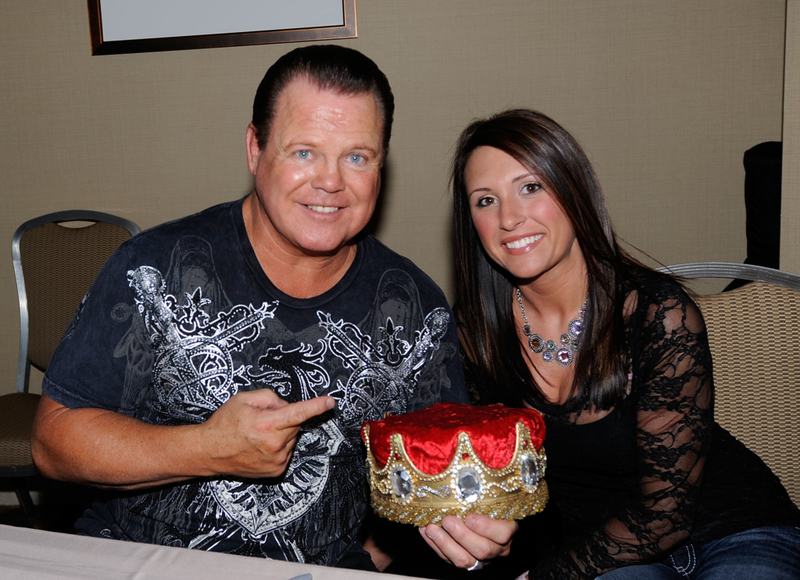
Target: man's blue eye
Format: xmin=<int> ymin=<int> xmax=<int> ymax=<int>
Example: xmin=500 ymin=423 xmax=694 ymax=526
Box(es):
xmin=296 ymin=150 xmax=310 ymax=159
xmin=350 ymin=154 xmax=364 ymax=163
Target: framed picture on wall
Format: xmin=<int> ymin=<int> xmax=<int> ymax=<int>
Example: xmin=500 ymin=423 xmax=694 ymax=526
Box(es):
xmin=88 ymin=0 xmax=357 ymax=55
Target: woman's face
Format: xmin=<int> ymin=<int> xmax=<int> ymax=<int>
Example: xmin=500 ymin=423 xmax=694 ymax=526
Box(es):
xmin=465 ymin=146 xmax=583 ymax=283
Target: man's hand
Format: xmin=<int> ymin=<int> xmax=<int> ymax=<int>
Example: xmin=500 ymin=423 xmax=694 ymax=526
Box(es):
xmin=32 ymin=391 xmax=336 ymax=489
xmin=419 ymin=513 xmax=517 ymax=570
xmin=199 ymin=389 xmax=336 ymax=479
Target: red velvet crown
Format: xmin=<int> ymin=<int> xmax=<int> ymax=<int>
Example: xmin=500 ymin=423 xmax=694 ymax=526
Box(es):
xmin=361 ymin=402 xmax=548 ymax=525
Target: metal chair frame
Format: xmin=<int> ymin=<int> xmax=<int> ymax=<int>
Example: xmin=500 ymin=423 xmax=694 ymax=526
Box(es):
xmin=12 ymin=210 xmax=140 ymax=395
xmin=657 ymin=261 xmax=800 ymax=290
xmin=3 ymin=210 xmax=139 ymax=517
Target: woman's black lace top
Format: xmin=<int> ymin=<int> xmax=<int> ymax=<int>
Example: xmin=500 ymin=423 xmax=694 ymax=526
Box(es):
xmin=463 ymin=278 xmax=800 ymax=579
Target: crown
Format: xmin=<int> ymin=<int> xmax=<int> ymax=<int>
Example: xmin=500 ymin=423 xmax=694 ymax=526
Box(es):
xmin=361 ymin=402 xmax=548 ymax=526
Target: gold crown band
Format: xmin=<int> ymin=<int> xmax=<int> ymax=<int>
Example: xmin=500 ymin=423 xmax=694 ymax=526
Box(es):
xmin=365 ymin=421 xmax=548 ymax=526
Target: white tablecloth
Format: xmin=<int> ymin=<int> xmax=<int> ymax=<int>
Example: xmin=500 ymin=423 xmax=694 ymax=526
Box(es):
xmin=0 ymin=524 xmax=417 ymax=580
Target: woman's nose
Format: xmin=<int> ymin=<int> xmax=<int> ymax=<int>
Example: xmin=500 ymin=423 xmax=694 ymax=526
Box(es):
xmin=499 ymin=200 xmax=524 ymax=231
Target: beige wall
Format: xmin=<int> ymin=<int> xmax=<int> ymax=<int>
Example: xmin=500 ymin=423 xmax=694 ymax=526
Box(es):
xmin=783 ymin=0 xmax=800 ymax=273
xmin=0 ymin=1 xmax=787 ymax=395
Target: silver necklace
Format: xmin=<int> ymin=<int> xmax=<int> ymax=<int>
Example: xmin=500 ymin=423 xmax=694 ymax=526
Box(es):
xmin=515 ymin=288 xmax=586 ymax=366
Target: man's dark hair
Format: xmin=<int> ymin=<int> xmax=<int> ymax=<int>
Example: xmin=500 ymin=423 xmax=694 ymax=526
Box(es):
xmin=251 ymin=44 xmax=395 ymax=157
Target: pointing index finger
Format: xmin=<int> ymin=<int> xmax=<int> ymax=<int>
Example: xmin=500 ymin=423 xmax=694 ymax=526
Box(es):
xmin=272 ymin=396 xmax=336 ymax=430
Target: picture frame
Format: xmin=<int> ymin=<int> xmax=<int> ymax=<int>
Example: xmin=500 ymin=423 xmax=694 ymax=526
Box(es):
xmin=87 ymin=0 xmax=357 ymax=55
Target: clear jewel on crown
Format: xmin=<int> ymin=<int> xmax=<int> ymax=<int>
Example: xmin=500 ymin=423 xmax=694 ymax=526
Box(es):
xmin=520 ymin=454 xmax=542 ymax=486
xmin=457 ymin=466 xmax=482 ymax=503
xmin=391 ymin=468 xmax=414 ymax=499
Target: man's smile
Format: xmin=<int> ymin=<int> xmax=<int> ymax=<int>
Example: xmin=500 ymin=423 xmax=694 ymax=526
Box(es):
xmin=306 ymin=204 xmax=341 ymax=214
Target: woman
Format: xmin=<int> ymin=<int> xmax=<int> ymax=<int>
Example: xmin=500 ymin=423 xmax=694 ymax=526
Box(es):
xmin=449 ymin=109 xmax=800 ymax=579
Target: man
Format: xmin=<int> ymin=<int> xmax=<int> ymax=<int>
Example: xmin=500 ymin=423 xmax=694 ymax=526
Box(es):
xmin=32 ymin=45 xmax=513 ymax=570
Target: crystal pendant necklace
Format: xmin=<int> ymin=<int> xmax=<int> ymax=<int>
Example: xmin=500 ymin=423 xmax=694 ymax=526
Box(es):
xmin=515 ymin=287 xmax=586 ymax=367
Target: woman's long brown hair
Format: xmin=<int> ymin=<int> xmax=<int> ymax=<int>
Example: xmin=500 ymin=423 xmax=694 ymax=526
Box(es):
xmin=452 ymin=109 xmax=661 ymax=409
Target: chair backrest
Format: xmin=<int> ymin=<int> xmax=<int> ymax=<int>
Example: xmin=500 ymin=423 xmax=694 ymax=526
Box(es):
xmin=657 ymin=262 xmax=800 ymax=504
xmin=12 ymin=210 xmax=140 ymax=393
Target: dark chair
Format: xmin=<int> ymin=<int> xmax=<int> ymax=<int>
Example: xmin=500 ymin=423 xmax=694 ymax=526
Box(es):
xmin=0 ymin=211 xmax=139 ymax=522
xmin=657 ymin=261 xmax=800 ymax=504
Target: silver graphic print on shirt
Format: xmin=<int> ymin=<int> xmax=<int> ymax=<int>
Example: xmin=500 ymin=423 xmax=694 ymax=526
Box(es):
xmin=122 ymin=260 xmax=452 ymax=565
xmin=127 ymin=265 xmax=277 ymax=423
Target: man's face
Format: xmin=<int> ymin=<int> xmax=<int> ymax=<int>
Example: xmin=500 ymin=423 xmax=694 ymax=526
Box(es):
xmin=246 ymin=77 xmax=383 ymax=260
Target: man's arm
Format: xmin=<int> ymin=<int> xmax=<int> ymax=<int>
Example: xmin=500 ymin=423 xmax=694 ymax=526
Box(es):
xmin=31 ymin=390 xmax=335 ymax=490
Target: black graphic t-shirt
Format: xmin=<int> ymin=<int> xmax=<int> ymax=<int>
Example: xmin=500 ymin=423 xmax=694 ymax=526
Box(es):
xmin=43 ymin=198 xmax=467 ymax=566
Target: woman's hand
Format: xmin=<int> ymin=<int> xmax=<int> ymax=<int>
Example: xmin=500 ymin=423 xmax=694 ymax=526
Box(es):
xmin=419 ymin=514 xmax=517 ymax=570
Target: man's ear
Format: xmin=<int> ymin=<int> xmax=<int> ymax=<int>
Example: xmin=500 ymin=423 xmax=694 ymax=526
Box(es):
xmin=245 ymin=123 xmax=261 ymax=176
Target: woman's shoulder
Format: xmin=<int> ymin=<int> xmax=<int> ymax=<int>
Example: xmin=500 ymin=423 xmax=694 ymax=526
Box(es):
xmin=627 ymin=274 xmax=696 ymax=315
xmin=624 ymin=274 xmax=706 ymax=343
xmin=623 ymin=278 xmax=710 ymax=378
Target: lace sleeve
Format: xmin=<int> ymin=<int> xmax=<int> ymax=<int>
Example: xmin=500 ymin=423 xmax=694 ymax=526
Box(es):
xmin=530 ymin=286 xmax=715 ymax=579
